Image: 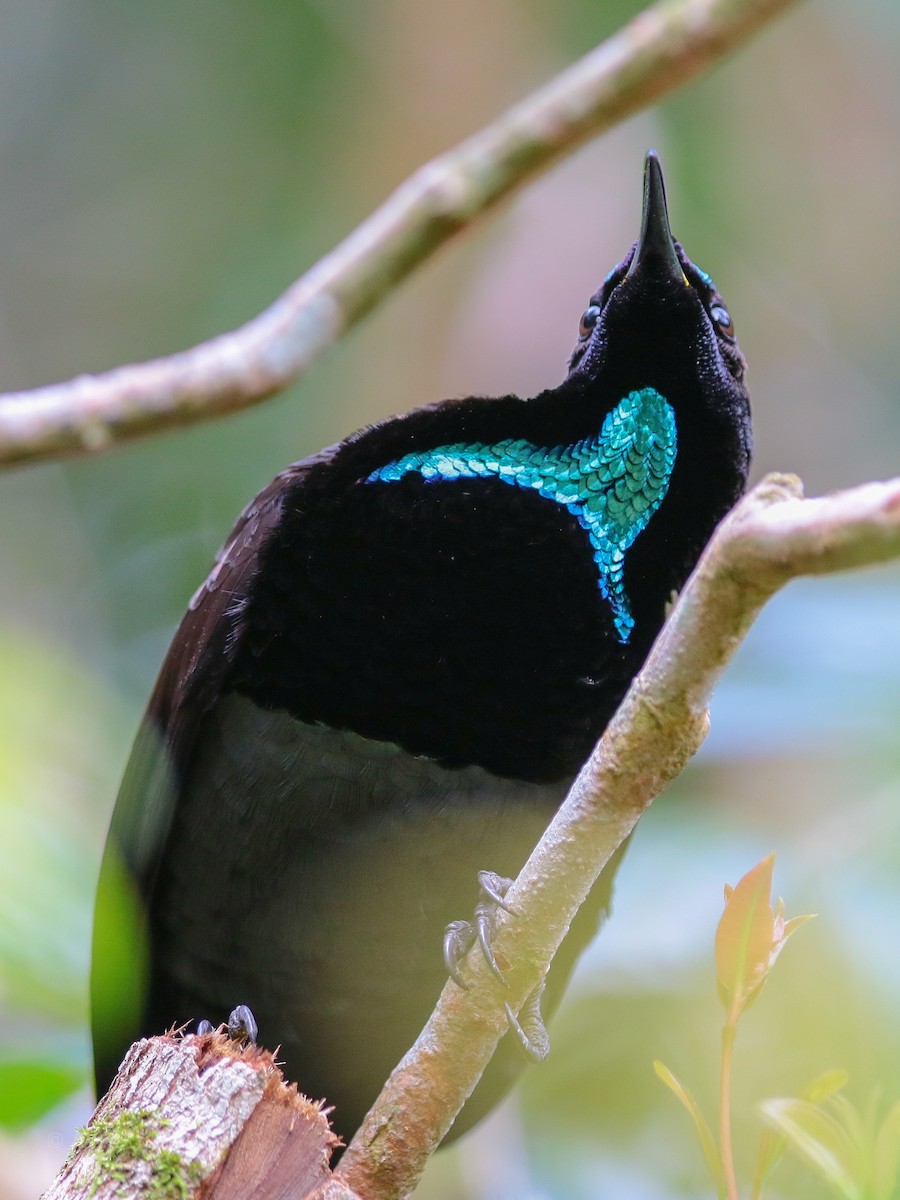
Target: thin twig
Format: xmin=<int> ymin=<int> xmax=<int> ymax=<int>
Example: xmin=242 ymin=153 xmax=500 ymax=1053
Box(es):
xmin=0 ymin=0 xmax=801 ymax=468
xmin=336 ymin=471 xmax=900 ymax=1200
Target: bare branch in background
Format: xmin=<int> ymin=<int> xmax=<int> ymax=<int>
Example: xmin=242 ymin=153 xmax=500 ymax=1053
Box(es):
xmin=336 ymin=471 xmax=900 ymax=1200
xmin=0 ymin=0 xmax=801 ymax=469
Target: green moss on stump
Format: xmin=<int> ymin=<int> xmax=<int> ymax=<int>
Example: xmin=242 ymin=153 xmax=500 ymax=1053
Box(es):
xmin=76 ymin=1108 xmax=204 ymax=1199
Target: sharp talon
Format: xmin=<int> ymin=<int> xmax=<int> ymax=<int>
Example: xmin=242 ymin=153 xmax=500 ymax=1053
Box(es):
xmin=445 ymin=870 xmax=517 ymax=988
xmin=504 ymin=986 xmax=550 ymax=1063
xmin=475 ymin=870 xmax=516 ymax=983
xmin=477 ymin=870 xmax=516 ymax=914
xmin=476 ymin=906 xmax=508 ymax=986
xmin=443 ymin=919 xmax=475 ymax=989
xmin=195 ymin=1019 xmax=213 ymax=1036
xmin=227 ymin=1004 xmax=258 ymax=1044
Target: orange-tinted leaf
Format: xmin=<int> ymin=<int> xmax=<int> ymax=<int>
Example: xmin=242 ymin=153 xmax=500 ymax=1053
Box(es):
xmin=715 ymin=854 xmax=814 ymax=1016
xmin=715 ymin=854 xmax=777 ymax=1012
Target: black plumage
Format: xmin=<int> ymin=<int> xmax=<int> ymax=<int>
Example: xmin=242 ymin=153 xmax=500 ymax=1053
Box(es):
xmin=91 ymin=152 xmax=751 ymax=1144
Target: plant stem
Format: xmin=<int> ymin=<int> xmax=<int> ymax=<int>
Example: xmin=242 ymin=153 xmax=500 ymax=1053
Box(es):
xmin=750 ymin=1153 xmax=766 ymax=1200
xmin=720 ymin=1015 xmax=741 ymax=1200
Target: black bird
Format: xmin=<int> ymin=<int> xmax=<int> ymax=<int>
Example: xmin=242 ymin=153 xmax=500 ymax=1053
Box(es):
xmin=91 ymin=152 xmax=751 ymax=1144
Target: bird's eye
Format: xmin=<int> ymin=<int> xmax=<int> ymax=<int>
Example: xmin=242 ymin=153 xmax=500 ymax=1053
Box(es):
xmin=579 ymin=305 xmax=602 ymax=339
xmin=710 ymin=303 xmax=735 ymax=338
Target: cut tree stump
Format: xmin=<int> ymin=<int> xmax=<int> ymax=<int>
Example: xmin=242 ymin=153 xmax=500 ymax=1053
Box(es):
xmin=43 ymin=1029 xmax=359 ymax=1200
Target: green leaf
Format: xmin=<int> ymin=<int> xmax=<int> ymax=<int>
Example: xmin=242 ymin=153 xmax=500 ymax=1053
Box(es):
xmin=760 ymin=1097 xmax=860 ymax=1200
xmin=752 ymin=1125 xmax=785 ymax=1197
xmin=805 ymin=1070 xmax=850 ymax=1106
xmin=830 ymin=1093 xmax=868 ymax=1160
xmin=653 ymin=1060 xmax=724 ymax=1194
xmin=0 ymin=1061 xmax=83 ymax=1131
xmin=754 ymin=1071 xmax=850 ymax=1195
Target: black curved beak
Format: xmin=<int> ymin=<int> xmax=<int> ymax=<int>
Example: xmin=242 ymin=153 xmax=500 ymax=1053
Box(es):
xmin=626 ymin=150 xmax=684 ymax=285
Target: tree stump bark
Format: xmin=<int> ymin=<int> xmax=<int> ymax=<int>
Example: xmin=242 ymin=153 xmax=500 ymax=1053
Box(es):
xmin=43 ymin=1029 xmax=356 ymax=1200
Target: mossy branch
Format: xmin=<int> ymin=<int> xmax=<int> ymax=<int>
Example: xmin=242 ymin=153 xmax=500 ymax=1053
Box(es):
xmin=0 ymin=0 xmax=800 ymax=469
xmin=336 ymin=471 xmax=900 ymax=1200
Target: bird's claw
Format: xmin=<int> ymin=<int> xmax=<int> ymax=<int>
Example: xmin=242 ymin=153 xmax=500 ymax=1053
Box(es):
xmin=475 ymin=904 xmax=508 ymax=986
xmin=193 ymin=1003 xmax=258 ymax=1045
xmin=474 ymin=871 xmax=515 ymax=985
xmin=444 ymin=872 xmax=516 ymax=988
xmin=444 ymin=870 xmax=551 ymax=1064
xmin=504 ymin=984 xmax=550 ymax=1063
xmin=227 ymin=1004 xmax=258 ymax=1044
xmin=477 ymin=870 xmax=517 ymax=914
xmin=443 ymin=920 xmax=475 ymax=989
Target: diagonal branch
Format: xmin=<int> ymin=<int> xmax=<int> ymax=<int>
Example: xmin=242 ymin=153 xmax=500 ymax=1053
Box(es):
xmin=0 ymin=0 xmax=801 ymax=469
xmin=335 ymin=471 xmax=900 ymax=1200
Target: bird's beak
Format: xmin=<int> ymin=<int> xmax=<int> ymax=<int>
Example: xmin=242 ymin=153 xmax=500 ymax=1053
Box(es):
xmin=626 ymin=150 xmax=686 ymax=286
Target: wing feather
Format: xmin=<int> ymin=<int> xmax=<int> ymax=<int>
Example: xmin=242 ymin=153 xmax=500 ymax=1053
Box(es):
xmin=90 ymin=449 xmax=331 ymax=1090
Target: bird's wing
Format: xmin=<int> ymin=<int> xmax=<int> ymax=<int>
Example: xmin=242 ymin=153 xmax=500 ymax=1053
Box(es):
xmin=91 ymin=449 xmax=333 ymax=1089
xmin=108 ymin=461 xmax=309 ymax=893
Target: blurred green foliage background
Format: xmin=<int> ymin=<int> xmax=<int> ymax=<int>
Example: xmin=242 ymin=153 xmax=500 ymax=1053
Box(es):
xmin=0 ymin=1 xmax=898 ymax=1195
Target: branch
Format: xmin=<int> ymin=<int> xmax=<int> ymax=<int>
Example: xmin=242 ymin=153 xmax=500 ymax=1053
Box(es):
xmin=1 ymin=0 xmax=800 ymax=468
xmin=336 ymin=472 xmax=900 ymax=1200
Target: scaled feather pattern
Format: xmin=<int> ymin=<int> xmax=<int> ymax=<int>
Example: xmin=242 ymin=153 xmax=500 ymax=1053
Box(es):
xmin=368 ymin=388 xmax=677 ymax=641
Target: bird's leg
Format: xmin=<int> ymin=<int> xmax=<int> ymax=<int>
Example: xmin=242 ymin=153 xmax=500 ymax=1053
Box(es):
xmin=443 ymin=870 xmax=551 ymax=1062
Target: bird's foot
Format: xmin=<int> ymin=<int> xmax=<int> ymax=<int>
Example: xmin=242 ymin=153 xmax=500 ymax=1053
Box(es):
xmin=443 ymin=870 xmax=550 ymax=1063
xmin=443 ymin=870 xmax=516 ymax=988
xmin=195 ymin=1003 xmax=258 ymax=1045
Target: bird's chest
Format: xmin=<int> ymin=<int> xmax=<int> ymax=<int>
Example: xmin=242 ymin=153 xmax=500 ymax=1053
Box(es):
xmin=236 ymin=475 xmax=657 ymax=781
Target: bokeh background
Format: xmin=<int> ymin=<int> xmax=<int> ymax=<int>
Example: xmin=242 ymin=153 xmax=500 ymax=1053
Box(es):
xmin=0 ymin=1 xmax=898 ymax=1196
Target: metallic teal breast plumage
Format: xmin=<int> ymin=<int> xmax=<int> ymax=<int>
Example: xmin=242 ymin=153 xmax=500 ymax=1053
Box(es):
xmin=367 ymin=388 xmax=677 ymax=642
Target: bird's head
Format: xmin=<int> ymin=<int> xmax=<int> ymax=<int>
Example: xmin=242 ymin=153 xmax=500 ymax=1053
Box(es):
xmin=567 ymin=151 xmax=747 ymax=422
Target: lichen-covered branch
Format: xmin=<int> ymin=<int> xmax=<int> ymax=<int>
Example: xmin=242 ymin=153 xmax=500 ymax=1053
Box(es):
xmin=336 ymin=471 xmax=900 ymax=1200
xmin=0 ymin=0 xmax=800 ymax=468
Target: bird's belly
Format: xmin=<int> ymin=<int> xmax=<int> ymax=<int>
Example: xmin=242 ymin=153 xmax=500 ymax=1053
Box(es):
xmin=147 ymin=692 xmax=566 ymax=1137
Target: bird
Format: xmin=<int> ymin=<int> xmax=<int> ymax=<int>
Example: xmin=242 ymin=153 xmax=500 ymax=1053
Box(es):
xmin=91 ymin=150 xmax=752 ymax=1146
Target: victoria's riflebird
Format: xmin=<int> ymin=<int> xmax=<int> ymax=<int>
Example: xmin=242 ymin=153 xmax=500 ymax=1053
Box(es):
xmin=91 ymin=151 xmax=752 ymax=1144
